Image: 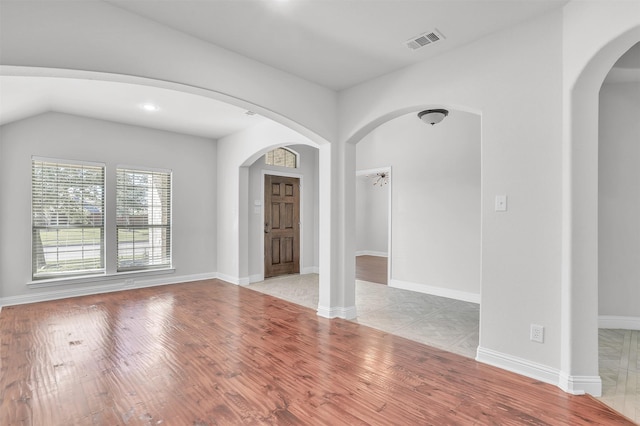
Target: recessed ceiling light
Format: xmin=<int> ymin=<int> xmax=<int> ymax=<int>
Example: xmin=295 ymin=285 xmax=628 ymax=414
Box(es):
xmin=140 ymin=103 xmax=160 ymax=112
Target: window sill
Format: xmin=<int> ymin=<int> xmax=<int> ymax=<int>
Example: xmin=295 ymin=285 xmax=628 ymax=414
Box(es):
xmin=27 ymin=268 xmax=176 ymax=289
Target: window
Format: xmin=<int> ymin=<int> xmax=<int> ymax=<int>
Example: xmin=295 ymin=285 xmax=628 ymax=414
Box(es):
xmin=265 ymin=147 xmax=297 ymax=168
xmin=117 ymin=168 xmax=172 ymax=272
xmin=32 ymin=158 xmax=105 ymax=279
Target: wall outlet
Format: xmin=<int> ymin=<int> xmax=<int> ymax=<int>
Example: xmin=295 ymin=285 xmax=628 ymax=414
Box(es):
xmin=530 ymin=324 xmax=544 ymax=343
xmin=124 ymin=279 xmax=134 ymax=287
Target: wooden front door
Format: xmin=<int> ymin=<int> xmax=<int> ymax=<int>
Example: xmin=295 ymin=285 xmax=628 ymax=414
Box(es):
xmin=264 ymin=175 xmax=300 ymax=278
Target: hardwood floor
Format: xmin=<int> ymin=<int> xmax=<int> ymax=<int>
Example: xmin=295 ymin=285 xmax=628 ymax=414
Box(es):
xmin=356 ymin=255 xmax=387 ymax=284
xmin=1 ymin=280 xmax=634 ymax=425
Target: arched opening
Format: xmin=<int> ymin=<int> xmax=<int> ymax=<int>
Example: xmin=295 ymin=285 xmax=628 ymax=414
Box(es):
xmin=351 ymin=106 xmax=482 ymax=358
xmin=0 ymin=67 xmax=333 ymax=309
xmin=245 ymin=143 xmax=320 ymax=284
xmin=562 ymin=24 xmax=640 ymax=402
xmin=596 ymin=42 xmax=640 ymax=419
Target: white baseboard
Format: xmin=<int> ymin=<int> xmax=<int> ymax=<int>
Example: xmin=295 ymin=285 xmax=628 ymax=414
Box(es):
xmin=301 ymin=266 xmax=319 ymax=274
xmin=249 ymin=274 xmax=264 ymax=284
xmin=389 ymin=279 xmax=480 ymax=304
xmin=476 ymin=346 xmax=560 ymax=387
xmin=216 ymin=273 xmax=251 ymax=286
xmin=317 ymin=305 xmax=357 ymax=320
xmin=0 ymin=272 xmax=218 ymax=307
xmin=599 ymin=315 xmax=640 ymax=330
xmin=476 ymin=346 xmax=602 ymax=397
xmin=558 ymin=372 xmax=602 ymax=397
xmin=355 ymin=251 xmax=388 ymax=258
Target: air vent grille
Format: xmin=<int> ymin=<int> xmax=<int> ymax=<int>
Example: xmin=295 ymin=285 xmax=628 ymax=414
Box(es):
xmin=406 ymin=29 xmax=445 ymax=50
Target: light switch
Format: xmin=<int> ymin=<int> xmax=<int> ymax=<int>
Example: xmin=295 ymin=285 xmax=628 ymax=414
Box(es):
xmin=495 ymin=195 xmax=507 ymax=212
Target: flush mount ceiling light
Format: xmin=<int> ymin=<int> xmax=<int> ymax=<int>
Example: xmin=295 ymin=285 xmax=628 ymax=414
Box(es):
xmin=140 ymin=103 xmax=160 ymax=112
xmin=418 ymin=109 xmax=448 ymax=125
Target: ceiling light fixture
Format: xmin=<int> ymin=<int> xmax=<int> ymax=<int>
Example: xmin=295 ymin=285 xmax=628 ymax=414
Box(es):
xmin=368 ymin=172 xmax=390 ymax=187
xmin=140 ymin=103 xmax=160 ymax=112
xmin=418 ymin=109 xmax=448 ymax=125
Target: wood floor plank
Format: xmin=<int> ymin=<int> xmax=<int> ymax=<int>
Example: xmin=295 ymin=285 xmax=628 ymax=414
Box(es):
xmin=356 ymin=255 xmax=387 ymax=284
xmin=0 ymin=279 xmax=635 ymax=425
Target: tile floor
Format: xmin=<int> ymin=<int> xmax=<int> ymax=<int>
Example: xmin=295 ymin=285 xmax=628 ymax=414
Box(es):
xmin=248 ymin=273 xmax=639 ymax=423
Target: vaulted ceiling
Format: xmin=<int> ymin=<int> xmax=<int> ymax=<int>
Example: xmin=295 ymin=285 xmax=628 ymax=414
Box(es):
xmin=6 ymin=0 xmax=637 ymax=140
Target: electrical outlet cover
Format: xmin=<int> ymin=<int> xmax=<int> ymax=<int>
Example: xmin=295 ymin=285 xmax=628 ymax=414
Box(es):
xmin=530 ymin=324 xmax=544 ymax=343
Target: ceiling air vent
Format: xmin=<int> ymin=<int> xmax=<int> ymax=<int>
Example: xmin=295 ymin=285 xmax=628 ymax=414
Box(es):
xmin=405 ymin=29 xmax=445 ymax=50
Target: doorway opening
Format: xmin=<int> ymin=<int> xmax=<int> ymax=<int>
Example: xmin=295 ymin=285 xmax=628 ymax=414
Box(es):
xmin=355 ymin=167 xmax=391 ymax=285
xmin=596 ymin=42 xmax=640 ymax=421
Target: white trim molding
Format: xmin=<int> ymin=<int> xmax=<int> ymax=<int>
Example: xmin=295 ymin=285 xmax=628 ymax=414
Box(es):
xmin=598 ymin=315 xmax=640 ymax=330
xmin=1 ymin=272 xmax=218 ymax=307
xmin=390 ymin=279 xmax=480 ymax=304
xmin=301 ymin=266 xmax=319 ymax=275
xmin=476 ymin=347 xmax=560 ymax=387
xmin=317 ymin=305 xmax=357 ymax=320
xmin=476 ymin=346 xmax=602 ymax=397
xmin=355 ymin=251 xmax=388 ymax=258
xmin=558 ymin=372 xmax=602 ymax=397
xmin=217 ymin=273 xmax=251 ymax=286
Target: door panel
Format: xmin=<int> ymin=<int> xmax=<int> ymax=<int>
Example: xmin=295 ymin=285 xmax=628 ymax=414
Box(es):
xmin=265 ymin=175 xmax=300 ymax=278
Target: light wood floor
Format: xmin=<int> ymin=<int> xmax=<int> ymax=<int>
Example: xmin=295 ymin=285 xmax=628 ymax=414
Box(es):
xmin=356 ymin=255 xmax=387 ymax=284
xmin=1 ymin=280 xmax=634 ymax=425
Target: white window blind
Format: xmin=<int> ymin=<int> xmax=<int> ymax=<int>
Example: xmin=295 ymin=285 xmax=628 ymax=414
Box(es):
xmin=116 ymin=168 xmax=172 ymax=272
xmin=32 ymin=158 xmax=105 ymax=279
xmin=265 ymin=147 xmax=297 ymax=168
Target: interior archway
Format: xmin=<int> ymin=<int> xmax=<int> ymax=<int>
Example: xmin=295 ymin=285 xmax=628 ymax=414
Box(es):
xmin=350 ymin=106 xmax=482 ymax=358
xmin=562 ymin=26 xmax=640 ymax=397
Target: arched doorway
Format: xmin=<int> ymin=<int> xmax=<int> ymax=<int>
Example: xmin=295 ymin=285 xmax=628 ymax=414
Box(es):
xmin=562 ymin=19 xmax=640 ymax=397
xmin=350 ymin=107 xmax=482 ymax=358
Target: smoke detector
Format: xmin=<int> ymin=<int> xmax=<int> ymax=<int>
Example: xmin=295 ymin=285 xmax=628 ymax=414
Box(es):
xmin=405 ymin=29 xmax=445 ymax=50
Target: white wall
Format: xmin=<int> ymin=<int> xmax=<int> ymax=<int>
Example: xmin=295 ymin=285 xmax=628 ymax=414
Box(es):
xmin=248 ymin=144 xmax=319 ymax=280
xmin=340 ymin=10 xmax=564 ymax=370
xmin=598 ymin=82 xmax=640 ymax=321
xmin=0 ymin=112 xmax=217 ymax=302
xmin=357 ymin=111 xmax=480 ymax=300
xmin=355 ymin=174 xmax=388 ymax=256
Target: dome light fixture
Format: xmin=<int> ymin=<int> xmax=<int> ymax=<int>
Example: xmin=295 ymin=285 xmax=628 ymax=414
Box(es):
xmin=418 ymin=109 xmax=449 ymax=125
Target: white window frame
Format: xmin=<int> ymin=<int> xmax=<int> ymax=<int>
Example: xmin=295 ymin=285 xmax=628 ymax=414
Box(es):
xmin=31 ymin=156 xmax=106 ymax=280
xmin=116 ymin=166 xmax=173 ymax=272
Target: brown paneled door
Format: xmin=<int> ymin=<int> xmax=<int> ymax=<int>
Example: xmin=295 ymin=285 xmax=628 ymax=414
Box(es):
xmin=264 ymin=174 xmax=300 ymax=278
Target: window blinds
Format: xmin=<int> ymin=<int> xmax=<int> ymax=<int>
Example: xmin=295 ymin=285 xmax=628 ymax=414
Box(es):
xmin=116 ymin=168 xmax=172 ymax=271
xmin=32 ymin=158 xmax=105 ymax=279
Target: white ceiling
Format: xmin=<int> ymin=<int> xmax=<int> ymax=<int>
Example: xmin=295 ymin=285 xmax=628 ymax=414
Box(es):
xmin=5 ymin=0 xmax=638 ymax=139
xmin=0 ymin=76 xmax=265 ymax=139
xmin=107 ymin=0 xmax=570 ymax=90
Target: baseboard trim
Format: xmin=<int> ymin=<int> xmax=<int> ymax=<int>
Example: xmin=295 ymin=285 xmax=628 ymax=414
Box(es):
xmin=216 ymin=273 xmax=251 ymax=286
xmin=248 ymin=274 xmax=264 ymax=284
xmin=558 ymin=372 xmax=602 ymax=397
xmin=355 ymin=251 xmax=388 ymax=258
xmin=317 ymin=305 xmax=357 ymax=320
xmin=476 ymin=346 xmax=560 ymax=387
xmin=301 ymin=266 xmax=319 ymax=274
xmin=476 ymin=346 xmax=603 ymax=397
xmin=599 ymin=315 xmax=640 ymax=330
xmin=389 ymin=279 xmax=480 ymax=304
xmin=0 ymin=272 xmax=218 ymax=307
